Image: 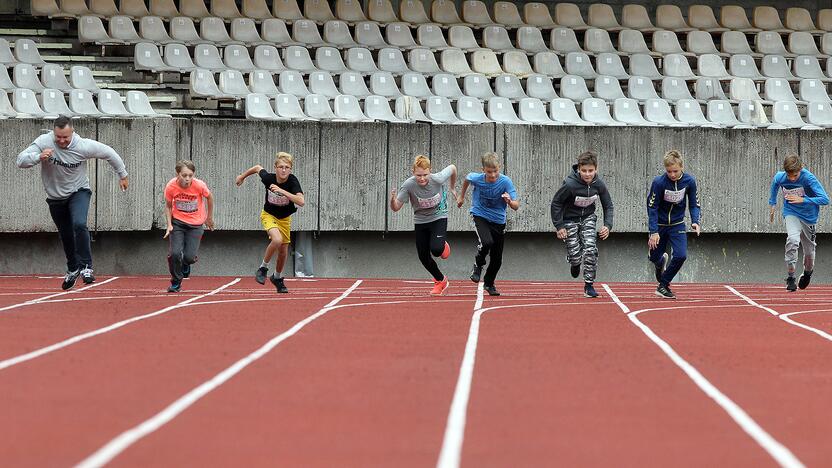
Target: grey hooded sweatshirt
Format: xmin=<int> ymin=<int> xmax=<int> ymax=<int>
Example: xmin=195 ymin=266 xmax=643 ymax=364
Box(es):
xmin=550 ymin=164 xmax=614 ymax=230
xmin=17 ymin=131 xmax=128 ymax=200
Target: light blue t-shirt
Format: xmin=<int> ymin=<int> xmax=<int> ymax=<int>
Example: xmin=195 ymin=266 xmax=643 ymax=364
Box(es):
xmin=769 ymin=168 xmax=830 ymax=224
xmin=467 ymin=172 xmax=517 ymax=224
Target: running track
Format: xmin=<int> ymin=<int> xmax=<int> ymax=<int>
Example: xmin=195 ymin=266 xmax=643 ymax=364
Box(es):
xmin=0 ymin=276 xmax=830 ymax=467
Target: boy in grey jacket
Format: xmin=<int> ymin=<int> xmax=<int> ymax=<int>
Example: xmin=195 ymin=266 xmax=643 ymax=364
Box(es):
xmin=550 ymin=151 xmax=614 ymax=298
xmin=17 ymin=116 xmax=129 ymax=290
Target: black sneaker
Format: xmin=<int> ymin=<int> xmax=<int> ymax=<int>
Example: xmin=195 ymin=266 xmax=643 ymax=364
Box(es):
xmin=270 ymin=275 xmax=288 ymax=293
xmin=655 ymin=252 xmax=669 ymax=282
xmin=483 ymin=284 xmax=500 ymax=296
xmin=786 ymin=276 xmax=797 ymax=292
xmin=255 ymin=266 xmax=268 ymax=285
xmin=167 ymin=280 xmax=181 ymax=293
xmin=182 ymin=263 xmax=191 ymax=279
xmin=655 ymin=284 xmax=676 ymax=299
xmin=798 ymin=271 xmax=812 ymax=290
xmin=570 ymin=264 xmax=580 ymax=278
xmin=61 ymin=269 xmax=80 ymax=290
xmin=80 ymin=266 xmax=95 ymax=284
xmin=584 ymin=282 xmax=598 ymax=298
xmin=470 ymin=263 xmax=483 ymax=283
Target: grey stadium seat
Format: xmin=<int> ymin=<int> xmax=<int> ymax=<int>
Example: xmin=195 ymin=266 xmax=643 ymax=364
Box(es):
xmin=432 ymin=73 xmax=464 ymax=99
xmin=721 ymin=31 xmax=757 ymax=57
xmin=41 ymin=64 xmax=73 ymax=92
xmin=799 ymin=79 xmax=832 ymax=103
xmin=292 ymin=20 xmax=327 ymax=47
xmin=644 ymin=98 xmax=686 ymax=126
xmin=0 ymin=38 xmax=16 ymax=65
xmin=584 ymin=28 xmax=618 ymax=55
xmin=629 ymin=54 xmax=663 ymax=80
xmin=729 ymin=55 xmax=764 ymax=80
xmin=59 ymin=0 xmax=91 ymax=17
xmin=69 ymin=89 xmax=103 ymax=116
xmin=150 ymin=0 xmax=179 ymax=18
xmin=806 ymin=101 xmax=832 ymax=127
xmin=440 ymin=49 xmax=474 ymax=76
xmin=588 ymin=4 xmax=623 ymax=32
xmin=69 ymin=65 xmax=99 ymax=91
xmin=661 ymin=77 xmax=694 ymax=102
xmin=432 ymin=0 xmax=464 ymax=26
xmin=224 ymin=45 xmax=255 ymax=72
xmin=333 ymin=94 xmax=371 ymax=122
xmin=284 ymin=46 xmax=318 ymax=73
xmin=594 ymin=75 xmax=625 ymax=102
xmin=304 ymin=94 xmax=337 ymax=120
xmin=387 ymin=23 xmax=418 ymax=49
xmin=555 ymin=3 xmax=589 ymax=31
xmin=729 ymin=77 xmax=768 ymax=102
xmin=201 ymin=17 xmax=237 ymax=45
xmin=656 ymin=5 xmax=695 ymax=32
xmin=242 ymin=0 xmax=273 ymax=20
xmin=457 ymin=96 xmax=491 ymax=123
xmin=613 ymin=97 xmax=658 ymax=126
xmin=170 ymin=17 xmax=205 ymax=45
xmin=462 ymin=73 xmax=494 ymax=100
xmin=488 ymin=97 xmax=524 ymax=124
xmin=526 ymin=74 xmax=557 ymax=100
xmin=675 ymin=99 xmax=719 ymax=127
xmin=449 ymin=26 xmax=482 ymax=51
xmin=762 ymin=55 xmax=796 ymax=80
xmin=652 ymin=30 xmax=687 ymax=56
xmin=772 ymin=101 xmax=818 ymax=129
xmin=211 ymin=0 xmax=242 ymax=18
xmin=471 ymin=49 xmax=503 ymax=76
xmin=517 ymin=26 xmax=548 ymax=54
xmin=789 ymin=32 xmax=823 ymax=56
xmin=194 ymin=44 xmax=228 ymax=72
xmin=756 ymin=32 xmax=791 ymax=57
xmin=401 ymin=72 xmax=434 ymax=99
xmin=663 ymin=54 xmax=697 ymax=80
xmin=13 ymin=88 xmax=52 ymax=117
xmin=533 ymin=52 xmax=565 ymax=78
xmin=550 ymin=98 xmax=592 ymax=126
xmin=483 ymin=26 xmax=516 ymax=52
xmin=786 ymin=7 xmax=822 ymax=33
xmin=418 ymin=24 xmax=451 ymax=50
xmin=694 ymin=77 xmax=729 ymax=102
xmin=368 ymin=0 xmax=398 ymax=24
xmin=275 ymin=93 xmax=312 ymax=120
xmin=345 ymin=47 xmax=378 ymax=74
xmin=596 ymin=53 xmax=629 ymax=80
xmin=793 ymin=56 xmax=827 ymax=81
xmin=395 ymin=95 xmax=433 ymax=122
xmin=139 ymin=16 xmax=173 ymax=44
xmin=462 ymin=0 xmax=494 ymax=27
xmin=78 ymin=16 xmax=115 ymax=44
xmin=308 ymin=71 xmax=341 ymax=98
xmin=253 ymin=45 xmax=286 ymax=73
xmin=618 ymin=29 xmax=653 ymax=55
xmin=502 ymin=51 xmax=533 ymax=76
xmin=0 ymin=66 xmax=17 ymax=91
xmin=305 ymin=0 xmax=336 ymax=23
xmin=707 ymin=100 xmax=752 ymax=128
xmin=551 ymin=27 xmax=584 ymax=54
xmin=336 ymin=0 xmax=367 ymax=23
xmin=355 ymin=22 xmax=388 ymax=49
xmin=494 ymin=73 xmax=526 ymax=100
xmin=109 ymin=15 xmax=141 ymax=43
xmin=262 ymin=19 xmax=296 ymax=46
xmin=627 ymin=76 xmax=660 ymax=102
xmin=763 ymin=78 xmax=801 ymax=103
xmin=323 ymin=20 xmax=357 ymax=48
xmin=246 ymin=93 xmax=282 ymax=120
xmin=42 ymin=89 xmax=75 ymax=116
xmin=189 ymin=69 xmax=224 ymax=98
xmin=753 ymin=6 xmax=789 ymax=33
xmin=98 ymin=89 xmax=132 ymax=116
xmin=164 ymin=43 xmax=196 ymax=71
xmin=581 ymin=97 xmax=622 ymax=126
xmin=135 ymin=42 xmax=174 ymax=72
xmin=564 ymin=52 xmax=597 ymax=79
xmin=518 ymin=97 xmax=557 ymax=124
xmin=339 ymin=71 xmax=371 ymax=98
xmin=721 ymin=5 xmax=760 ymax=33
xmin=409 ymin=48 xmax=442 ymax=75
xmin=559 ymin=75 xmax=592 ymax=102
xmin=14 ymin=39 xmax=46 ymax=66
xmin=369 ymin=71 xmax=402 ymax=97
xmin=231 ymin=18 xmax=266 ymax=45
xmin=425 ymin=96 xmax=463 ymax=124
xmin=687 ymin=31 xmax=721 ymax=56
xmin=697 ymin=54 xmax=731 ymax=80
xmin=621 ymin=4 xmax=659 ymax=32
xmin=378 ymin=47 xmax=411 ymax=74
xmin=316 ymin=46 xmax=348 ymax=73
xmin=523 ymin=3 xmax=556 ymax=29
xmin=364 ymin=95 xmax=406 ymax=123
xmin=279 ymin=70 xmax=310 ymax=97
xmin=249 ymin=70 xmax=280 ymax=95
xmin=688 ymin=5 xmax=728 ymax=33
xmin=494 ymin=1 xmax=524 ymax=28
xmin=272 ymin=0 xmax=303 ymax=22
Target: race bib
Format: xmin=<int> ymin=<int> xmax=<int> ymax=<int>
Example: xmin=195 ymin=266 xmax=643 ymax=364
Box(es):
xmin=416 ymin=192 xmax=441 ymax=209
xmin=573 ymin=195 xmax=598 ymax=208
xmin=782 ymin=187 xmax=805 ymax=198
xmin=174 ymin=199 xmax=198 ymax=213
xmin=267 ymin=190 xmax=290 ymax=206
xmin=663 ymin=188 xmax=686 ymax=204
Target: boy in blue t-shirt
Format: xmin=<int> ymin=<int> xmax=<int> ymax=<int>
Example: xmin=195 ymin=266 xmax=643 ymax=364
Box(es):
xmin=769 ymin=154 xmax=829 ymax=291
xmin=456 ymin=152 xmax=520 ymax=296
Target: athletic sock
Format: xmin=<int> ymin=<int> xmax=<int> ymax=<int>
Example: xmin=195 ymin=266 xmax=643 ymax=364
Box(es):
xmin=788 ymin=271 xmax=796 ymax=278
xmin=260 ymin=260 xmax=268 ymax=269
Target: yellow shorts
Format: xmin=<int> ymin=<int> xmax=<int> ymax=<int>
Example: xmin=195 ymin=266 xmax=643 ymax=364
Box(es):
xmin=260 ymin=210 xmax=291 ymax=244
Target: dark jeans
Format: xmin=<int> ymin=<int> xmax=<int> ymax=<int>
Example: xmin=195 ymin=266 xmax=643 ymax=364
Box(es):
xmin=168 ymin=219 xmax=204 ymax=283
xmin=414 ymin=218 xmax=447 ymax=281
xmin=473 ymin=215 xmax=506 ymax=286
xmin=46 ymin=188 xmax=92 ymax=272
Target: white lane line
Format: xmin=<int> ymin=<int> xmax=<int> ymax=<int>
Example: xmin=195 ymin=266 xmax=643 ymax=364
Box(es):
xmin=779 ymin=310 xmax=832 ymax=342
xmin=727 ymin=285 xmax=832 ymax=343
xmin=0 ymin=279 xmax=240 ymax=372
xmin=75 ymin=280 xmax=363 ymax=468
xmin=0 ymin=277 xmax=120 ymax=313
xmin=602 ymin=284 xmax=805 ymax=468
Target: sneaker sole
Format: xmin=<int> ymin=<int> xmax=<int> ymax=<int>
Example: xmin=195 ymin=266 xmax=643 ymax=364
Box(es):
xmin=83 ymin=278 xmax=95 ymax=284
xmin=584 ymin=293 xmax=599 ymax=298
xmin=798 ymin=275 xmax=810 ymax=290
xmin=255 ymin=277 xmax=266 ymax=285
xmin=431 ymin=281 xmax=449 ymax=296
xmin=654 ymin=291 xmax=676 ymax=299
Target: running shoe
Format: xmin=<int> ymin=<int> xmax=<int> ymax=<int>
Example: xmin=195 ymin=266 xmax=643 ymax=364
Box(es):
xmin=655 ymin=252 xmax=669 ymax=282
xmin=470 ymin=263 xmax=483 ymax=283
xmin=80 ymin=266 xmax=95 ymax=284
xmin=61 ymin=269 xmax=80 ymax=290
xmin=430 ymin=276 xmax=449 ymax=295
xmin=655 ymin=284 xmax=675 ymax=299
xmin=167 ymin=280 xmax=181 ymax=293
xmin=584 ymin=282 xmax=598 ymax=298
xmin=570 ymin=264 xmax=580 ymax=278
xmin=270 ymin=275 xmax=289 ymax=293
xmin=440 ymin=241 xmax=451 ymax=260
xmin=786 ymin=276 xmax=797 ymax=292
xmin=182 ymin=263 xmax=191 ymax=279
xmin=255 ymin=266 xmax=268 ymax=285
xmin=798 ymin=271 xmax=812 ymax=290
xmin=483 ymin=284 xmax=500 ymax=296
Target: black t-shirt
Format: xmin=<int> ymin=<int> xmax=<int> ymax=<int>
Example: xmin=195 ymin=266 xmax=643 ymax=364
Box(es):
xmin=259 ymin=170 xmax=303 ymax=219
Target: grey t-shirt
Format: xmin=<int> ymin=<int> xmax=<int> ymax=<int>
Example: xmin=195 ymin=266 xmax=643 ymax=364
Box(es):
xmin=17 ymin=131 xmax=128 ymax=200
xmin=397 ymin=165 xmax=453 ymax=224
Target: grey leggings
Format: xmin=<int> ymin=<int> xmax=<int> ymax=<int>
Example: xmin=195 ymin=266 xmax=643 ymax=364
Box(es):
xmin=785 ymin=215 xmax=816 ymax=272
xmin=168 ymin=219 xmax=204 ymax=282
xmin=563 ymin=214 xmax=598 ymax=283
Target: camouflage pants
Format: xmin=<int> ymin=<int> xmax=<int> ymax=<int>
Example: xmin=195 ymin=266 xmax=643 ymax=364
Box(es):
xmin=563 ymin=214 xmax=598 ymax=283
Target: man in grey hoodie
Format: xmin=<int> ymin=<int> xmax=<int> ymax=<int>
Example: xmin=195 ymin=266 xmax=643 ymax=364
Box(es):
xmin=17 ymin=116 xmax=129 ymax=290
xmin=550 ymin=150 xmax=614 ymax=298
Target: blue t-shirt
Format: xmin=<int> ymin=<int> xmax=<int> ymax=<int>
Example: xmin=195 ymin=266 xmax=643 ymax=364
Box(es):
xmin=769 ymin=168 xmax=829 ymax=224
xmin=467 ymin=172 xmax=517 ymax=224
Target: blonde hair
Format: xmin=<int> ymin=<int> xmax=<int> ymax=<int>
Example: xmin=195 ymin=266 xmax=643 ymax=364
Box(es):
xmin=175 ymin=159 xmax=195 ymax=173
xmin=783 ymin=154 xmax=802 ymax=173
xmin=412 ymin=154 xmax=431 ymax=171
xmin=481 ymin=152 xmax=500 ymax=169
xmin=275 ymin=151 xmax=294 ymax=167
xmin=663 ymin=150 xmax=684 ymax=168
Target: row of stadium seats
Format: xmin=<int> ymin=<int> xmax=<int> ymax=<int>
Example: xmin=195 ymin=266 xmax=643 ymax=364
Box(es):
xmin=242 ymin=92 xmax=832 ymax=130
xmin=1 ymin=63 xmax=103 ymax=93
xmin=79 ymin=15 xmax=832 ymax=58
xmin=134 ymin=41 xmax=832 ymax=85
xmin=186 ymin=66 xmax=832 ymax=107
xmin=0 ymin=39 xmax=47 ymax=66
xmin=33 ymin=0 xmax=832 ymax=35
xmin=0 ymin=88 xmax=160 ymax=117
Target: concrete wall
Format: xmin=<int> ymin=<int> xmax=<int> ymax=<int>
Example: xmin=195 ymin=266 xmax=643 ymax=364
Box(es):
xmin=3 ymin=118 xmax=831 ymax=236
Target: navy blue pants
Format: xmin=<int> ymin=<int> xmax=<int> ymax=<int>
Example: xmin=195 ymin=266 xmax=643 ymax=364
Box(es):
xmin=649 ymin=224 xmax=688 ymax=286
xmin=46 ymin=188 xmax=93 ymax=272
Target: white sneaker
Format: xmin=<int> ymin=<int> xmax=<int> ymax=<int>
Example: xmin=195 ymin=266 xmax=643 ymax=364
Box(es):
xmin=80 ymin=267 xmax=95 ymax=284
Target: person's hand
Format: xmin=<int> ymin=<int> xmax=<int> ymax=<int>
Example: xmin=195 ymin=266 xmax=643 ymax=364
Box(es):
xmin=691 ymin=223 xmax=701 ymax=236
xmin=39 ymin=148 xmax=53 ymax=161
xmin=119 ymin=177 xmax=129 ymax=191
xmin=556 ymin=228 xmax=567 ymax=240
xmin=785 ymin=194 xmax=804 ymax=204
xmin=450 ymin=188 xmax=457 ymax=201
xmin=456 ymin=194 xmax=464 ymax=208
xmin=501 ymin=192 xmax=512 ymax=203
xmin=769 ymin=205 xmax=776 ymax=224
xmin=648 ymin=233 xmax=660 ymax=250
xmin=163 ymin=225 xmax=172 ymax=239
xmin=235 ymin=175 xmax=244 ymax=187
xmin=390 ymin=188 xmax=397 ymax=201
xmin=205 ymin=218 xmax=215 ymax=231
xmin=599 ymin=226 xmax=610 ymax=240
xmin=269 ymin=184 xmax=282 ymax=194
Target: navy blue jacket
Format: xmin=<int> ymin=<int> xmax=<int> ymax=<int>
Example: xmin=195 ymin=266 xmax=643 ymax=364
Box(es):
xmin=647 ymin=172 xmax=701 ymax=234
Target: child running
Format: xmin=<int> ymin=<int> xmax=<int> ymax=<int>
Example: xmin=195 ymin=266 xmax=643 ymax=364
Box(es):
xmin=768 ymin=154 xmax=829 ymax=291
xmin=235 ymin=152 xmax=304 ymax=294
xmin=390 ymin=155 xmax=457 ymax=295
xmin=163 ymin=160 xmax=214 ymax=293
xmin=647 ymin=150 xmax=701 ymax=299
xmin=456 ymin=152 xmax=520 ymax=296
xmin=550 ymin=150 xmax=614 ymax=298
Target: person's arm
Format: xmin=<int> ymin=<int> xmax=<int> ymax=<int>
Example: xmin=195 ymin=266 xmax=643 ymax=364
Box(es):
xmin=502 ymin=178 xmax=520 ymax=211
xmin=16 ymin=140 xmax=48 ymax=168
xmin=456 ymin=179 xmax=470 ymax=208
xmin=235 ymin=165 xmax=264 ymax=186
xmin=204 ymin=192 xmax=215 ymax=230
xmin=269 ymin=184 xmax=305 ymax=206
xmin=769 ymin=174 xmax=780 ymax=223
xmin=647 ymin=178 xmax=661 ymax=249
xmin=688 ymin=178 xmax=701 ymax=235
xmin=447 ymin=165 xmax=458 ymax=200
xmin=599 ymin=183 xmax=614 ymax=240
xmin=163 ymin=199 xmax=173 ymax=239
xmin=803 ymin=174 xmax=830 ymax=206
xmin=84 ymin=139 xmax=129 ymax=190
xmin=550 ymin=185 xmax=569 ymax=239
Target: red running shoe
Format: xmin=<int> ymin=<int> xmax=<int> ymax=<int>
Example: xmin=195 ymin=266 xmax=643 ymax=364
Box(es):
xmin=431 ymin=276 xmax=449 ymax=295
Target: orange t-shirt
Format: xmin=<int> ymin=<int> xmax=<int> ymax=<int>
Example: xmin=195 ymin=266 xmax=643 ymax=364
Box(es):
xmin=164 ymin=177 xmax=211 ymax=226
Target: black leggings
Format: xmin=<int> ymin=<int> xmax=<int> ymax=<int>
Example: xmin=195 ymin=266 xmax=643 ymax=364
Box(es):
xmin=414 ymin=218 xmax=447 ymax=281
xmin=473 ymin=215 xmax=506 ymax=286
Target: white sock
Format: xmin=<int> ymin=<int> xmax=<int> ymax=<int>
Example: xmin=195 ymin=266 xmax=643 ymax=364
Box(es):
xmin=260 ymin=260 xmax=268 ymax=269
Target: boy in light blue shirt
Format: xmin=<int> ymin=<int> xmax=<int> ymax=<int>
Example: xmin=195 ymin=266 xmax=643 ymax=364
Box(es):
xmin=769 ymin=154 xmax=829 ymax=291
xmin=456 ymin=152 xmax=520 ymax=296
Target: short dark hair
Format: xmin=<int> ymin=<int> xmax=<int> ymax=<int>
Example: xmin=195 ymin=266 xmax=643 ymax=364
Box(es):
xmin=53 ymin=115 xmax=72 ymax=129
xmin=783 ymin=154 xmax=802 ymax=173
xmin=577 ymin=150 xmax=597 ymax=168
xmin=175 ymin=159 xmax=196 ymax=173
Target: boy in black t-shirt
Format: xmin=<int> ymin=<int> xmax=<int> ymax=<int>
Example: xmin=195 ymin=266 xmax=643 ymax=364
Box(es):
xmin=236 ymin=152 xmax=305 ymax=293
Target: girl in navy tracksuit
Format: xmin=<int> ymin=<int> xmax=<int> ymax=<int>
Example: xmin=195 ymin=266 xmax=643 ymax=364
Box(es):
xmin=647 ymin=150 xmax=701 ymax=299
